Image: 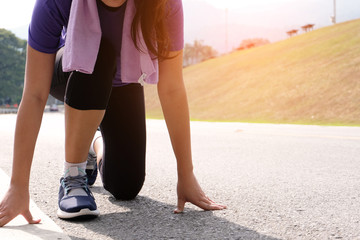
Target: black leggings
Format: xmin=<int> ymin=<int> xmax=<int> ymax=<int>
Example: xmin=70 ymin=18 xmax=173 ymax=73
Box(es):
xmin=50 ymin=38 xmax=146 ymax=200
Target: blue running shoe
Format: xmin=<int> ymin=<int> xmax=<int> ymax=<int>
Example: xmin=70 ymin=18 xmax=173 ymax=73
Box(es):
xmin=86 ymin=153 xmax=98 ymax=186
xmin=57 ymin=167 xmax=99 ymax=219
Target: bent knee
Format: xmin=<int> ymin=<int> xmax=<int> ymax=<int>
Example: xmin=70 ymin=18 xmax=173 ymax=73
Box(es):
xmin=104 ymin=176 xmax=145 ymax=200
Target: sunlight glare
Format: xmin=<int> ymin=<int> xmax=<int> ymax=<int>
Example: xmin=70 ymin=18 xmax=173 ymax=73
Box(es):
xmin=201 ymin=0 xmax=293 ymax=9
xmin=0 ymin=0 xmax=36 ymax=28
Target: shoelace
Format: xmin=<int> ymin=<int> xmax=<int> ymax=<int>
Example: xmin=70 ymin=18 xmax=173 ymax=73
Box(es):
xmin=62 ymin=175 xmax=88 ymax=195
xmin=87 ymin=154 xmax=97 ymax=169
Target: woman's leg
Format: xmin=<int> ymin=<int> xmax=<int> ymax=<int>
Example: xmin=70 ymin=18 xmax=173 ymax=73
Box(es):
xmin=64 ymin=106 xmax=105 ymax=164
xmin=50 ymin=38 xmax=116 ymax=164
xmin=97 ymin=84 xmax=147 ymax=200
xmin=52 ymin=38 xmax=116 ymax=218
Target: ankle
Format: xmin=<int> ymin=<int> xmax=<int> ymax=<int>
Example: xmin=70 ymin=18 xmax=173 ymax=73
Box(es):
xmin=63 ymin=161 xmax=87 ymax=177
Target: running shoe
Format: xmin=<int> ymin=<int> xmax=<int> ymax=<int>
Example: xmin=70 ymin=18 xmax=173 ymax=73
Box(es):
xmin=86 ymin=152 xmax=98 ymax=186
xmin=57 ymin=167 xmax=99 ymax=219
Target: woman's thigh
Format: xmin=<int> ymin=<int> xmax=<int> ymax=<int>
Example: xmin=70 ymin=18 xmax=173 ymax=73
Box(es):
xmin=50 ymin=38 xmax=116 ymax=110
xmin=99 ymin=84 xmax=146 ymax=200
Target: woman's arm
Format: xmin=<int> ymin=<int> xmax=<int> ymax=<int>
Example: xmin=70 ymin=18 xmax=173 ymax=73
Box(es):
xmin=157 ymin=50 xmax=226 ymax=213
xmin=0 ymin=45 xmax=55 ymax=227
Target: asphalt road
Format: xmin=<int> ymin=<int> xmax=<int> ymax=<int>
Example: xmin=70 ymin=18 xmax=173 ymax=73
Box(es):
xmin=0 ymin=113 xmax=359 ymax=240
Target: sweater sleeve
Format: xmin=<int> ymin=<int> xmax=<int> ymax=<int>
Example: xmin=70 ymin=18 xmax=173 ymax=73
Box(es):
xmin=167 ymin=0 xmax=184 ymax=51
xmin=28 ymin=0 xmax=71 ymax=53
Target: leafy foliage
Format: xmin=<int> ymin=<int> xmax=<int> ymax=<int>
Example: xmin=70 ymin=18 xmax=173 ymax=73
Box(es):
xmin=183 ymin=40 xmax=218 ymax=67
xmin=0 ymin=28 xmax=27 ymax=105
xmin=237 ymin=38 xmax=270 ymax=50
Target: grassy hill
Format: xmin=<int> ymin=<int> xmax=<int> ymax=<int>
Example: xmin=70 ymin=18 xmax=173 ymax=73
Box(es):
xmin=144 ymin=19 xmax=360 ymax=125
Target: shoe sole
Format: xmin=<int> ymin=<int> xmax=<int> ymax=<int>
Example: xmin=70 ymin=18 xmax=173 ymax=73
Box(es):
xmin=57 ymin=208 xmax=100 ymax=219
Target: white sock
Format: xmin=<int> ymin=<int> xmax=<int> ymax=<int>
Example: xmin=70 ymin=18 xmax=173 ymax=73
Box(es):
xmin=63 ymin=161 xmax=87 ymax=197
xmin=63 ymin=161 xmax=87 ymax=177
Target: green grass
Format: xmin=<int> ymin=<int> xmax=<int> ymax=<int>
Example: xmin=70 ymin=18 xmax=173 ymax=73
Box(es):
xmin=144 ymin=19 xmax=360 ymax=125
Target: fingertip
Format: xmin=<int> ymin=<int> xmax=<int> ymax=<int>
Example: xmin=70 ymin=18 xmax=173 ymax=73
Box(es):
xmin=176 ymin=198 xmax=186 ymax=214
xmin=219 ymin=205 xmax=227 ymax=210
xmin=0 ymin=216 xmax=11 ymax=227
xmin=173 ymin=208 xmax=183 ymax=214
xmin=217 ymin=204 xmax=227 ymax=209
xmin=22 ymin=210 xmax=40 ymax=224
xmin=30 ymin=218 xmax=41 ymax=224
xmin=209 ymin=204 xmax=227 ymax=211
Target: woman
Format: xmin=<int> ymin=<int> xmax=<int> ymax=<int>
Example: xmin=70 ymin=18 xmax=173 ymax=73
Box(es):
xmin=0 ymin=0 xmax=225 ymax=225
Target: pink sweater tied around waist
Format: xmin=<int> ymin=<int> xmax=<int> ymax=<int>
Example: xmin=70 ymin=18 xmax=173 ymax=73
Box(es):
xmin=62 ymin=0 xmax=158 ymax=85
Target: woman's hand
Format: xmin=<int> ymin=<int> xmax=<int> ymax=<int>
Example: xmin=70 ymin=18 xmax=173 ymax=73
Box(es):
xmin=174 ymin=172 xmax=227 ymax=213
xmin=0 ymin=186 xmax=41 ymax=227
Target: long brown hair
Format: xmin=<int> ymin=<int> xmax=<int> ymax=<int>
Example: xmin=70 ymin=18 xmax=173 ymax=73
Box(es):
xmin=131 ymin=0 xmax=171 ymax=60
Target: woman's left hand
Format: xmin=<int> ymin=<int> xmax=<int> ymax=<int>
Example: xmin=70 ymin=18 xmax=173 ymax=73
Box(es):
xmin=174 ymin=172 xmax=227 ymax=213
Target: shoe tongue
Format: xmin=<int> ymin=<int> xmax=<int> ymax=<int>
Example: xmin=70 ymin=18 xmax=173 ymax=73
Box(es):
xmin=68 ymin=166 xmax=79 ymax=177
xmin=65 ymin=166 xmax=88 ymax=197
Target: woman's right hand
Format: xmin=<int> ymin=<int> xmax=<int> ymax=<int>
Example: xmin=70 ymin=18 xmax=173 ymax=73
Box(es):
xmin=0 ymin=186 xmax=41 ymax=227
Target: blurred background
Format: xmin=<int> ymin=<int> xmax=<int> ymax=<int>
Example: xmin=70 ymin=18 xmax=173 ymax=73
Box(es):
xmin=1 ymin=0 xmax=359 ymax=124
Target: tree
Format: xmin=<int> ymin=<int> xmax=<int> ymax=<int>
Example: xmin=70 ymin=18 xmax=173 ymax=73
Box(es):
xmin=237 ymin=38 xmax=270 ymax=51
xmin=0 ymin=28 xmax=27 ymax=105
xmin=301 ymin=24 xmax=315 ymax=33
xmin=286 ymin=29 xmax=299 ymax=37
xmin=183 ymin=40 xmax=217 ymax=67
